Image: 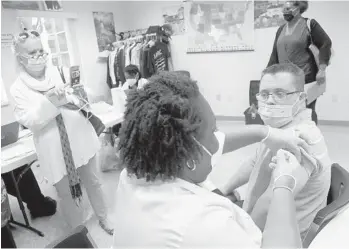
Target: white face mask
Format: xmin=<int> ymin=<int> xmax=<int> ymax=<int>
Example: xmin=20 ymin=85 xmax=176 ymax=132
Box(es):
xmin=258 ymin=96 xmax=305 ymax=128
xmin=21 ymin=56 xmax=47 ymax=73
xmin=195 ymin=131 xmax=225 ymax=190
xmin=194 ymin=131 xmax=225 ymax=168
xmin=126 ymin=78 xmax=137 ymax=87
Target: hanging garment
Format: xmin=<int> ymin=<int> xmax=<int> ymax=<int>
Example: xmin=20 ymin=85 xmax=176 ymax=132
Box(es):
xmin=142 ymin=46 xmax=152 ymax=78
xmin=148 ymin=41 xmax=170 ymax=75
xmin=131 ymin=43 xmax=143 ymax=68
xmin=106 ymin=49 xmax=119 ymax=89
xmin=116 ymin=46 xmax=126 ymax=84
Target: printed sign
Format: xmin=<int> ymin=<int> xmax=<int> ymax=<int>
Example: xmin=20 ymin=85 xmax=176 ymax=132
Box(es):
xmin=1 ymin=34 xmax=14 ymax=48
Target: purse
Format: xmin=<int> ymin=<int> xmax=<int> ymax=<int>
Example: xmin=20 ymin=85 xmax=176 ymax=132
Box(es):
xmin=306 ymin=19 xmax=333 ymax=67
xmin=306 ymin=19 xmax=320 ymax=68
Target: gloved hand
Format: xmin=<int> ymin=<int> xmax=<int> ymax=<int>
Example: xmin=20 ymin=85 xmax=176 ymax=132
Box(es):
xmin=269 ymin=149 xmax=303 ymax=195
xmin=263 ymin=126 xmax=310 ymax=161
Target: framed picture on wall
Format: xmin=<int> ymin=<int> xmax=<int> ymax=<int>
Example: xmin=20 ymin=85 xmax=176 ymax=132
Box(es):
xmin=1 ymin=1 xmax=41 ymax=10
xmin=185 ymin=0 xmax=254 ymax=53
xmin=2 ymin=0 xmax=62 ymax=11
xmin=44 ymin=0 xmax=63 ymax=11
xmin=93 ymin=12 xmax=116 ymax=53
xmin=162 ymin=4 xmax=186 ymax=36
xmin=254 ymin=1 xmax=285 ymax=29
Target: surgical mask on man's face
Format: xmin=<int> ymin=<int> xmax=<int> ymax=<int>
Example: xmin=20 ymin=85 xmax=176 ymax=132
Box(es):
xmin=258 ymin=96 xmax=305 ymax=128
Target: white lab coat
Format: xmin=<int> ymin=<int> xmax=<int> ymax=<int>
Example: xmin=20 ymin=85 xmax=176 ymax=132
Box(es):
xmin=113 ymin=169 xmax=262 ymax=248
xmin=10 ymin=67 xmax=100 ymax=184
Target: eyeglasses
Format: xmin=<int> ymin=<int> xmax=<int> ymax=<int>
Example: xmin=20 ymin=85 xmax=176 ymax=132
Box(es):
xmin=256 ymin=91 xmax=300 ymax=102
xmin=20 ymin=51 xmax=48 ymax=60
xmin=18 ymin=30 xmax=40 ymax=40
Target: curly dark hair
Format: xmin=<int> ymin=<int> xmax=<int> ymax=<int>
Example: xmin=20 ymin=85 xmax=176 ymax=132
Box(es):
xmin=294 ymin=1 xmax=308 ymax=14
xmin=117 ymin=71 xmax=204 ymax=181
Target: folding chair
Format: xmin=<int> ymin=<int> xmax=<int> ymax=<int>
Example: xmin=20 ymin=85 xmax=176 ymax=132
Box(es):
xmin=46 ymin=225 xmax=97 ymax=248
xmin=303 ymin=163 xmax=349 ymax=248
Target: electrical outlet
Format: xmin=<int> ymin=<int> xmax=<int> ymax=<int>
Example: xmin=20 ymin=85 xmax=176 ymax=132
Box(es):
xmin=216 ymin=94 xmax=221 ymax=101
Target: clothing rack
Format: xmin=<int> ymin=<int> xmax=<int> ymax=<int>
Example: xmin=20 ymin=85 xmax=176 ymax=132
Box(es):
xmin=113 ymin=33 xmax=158 ymax=47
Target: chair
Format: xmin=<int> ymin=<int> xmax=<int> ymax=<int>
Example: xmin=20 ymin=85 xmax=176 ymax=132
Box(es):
xmin=174 ymin=70 xmax=190 ymax=78
xmin=46 ymin=225 xmax=97 ymax=248
xmin=244 ymin=80 xmax=264 ymax=125
xmin=302 ymin=163 xmax=349 ymax=248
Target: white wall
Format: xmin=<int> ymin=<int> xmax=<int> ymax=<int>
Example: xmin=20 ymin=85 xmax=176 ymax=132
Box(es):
xmin=115 ymin=1 xmax=349 ymax=122
xmin=1 ymin=1 xmax=129 ymax=125
xmin=2 ymin=1 xmax=348 ymax=124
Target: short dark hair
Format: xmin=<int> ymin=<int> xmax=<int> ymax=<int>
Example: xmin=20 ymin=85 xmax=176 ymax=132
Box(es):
xmin=118 ymin=71 xmax=203 ymax=181
xmin=293 ymin=1 xmax=308 ymax=14
xmin=124 ymin=64 xmax=141 ymax=78
xmin=261 ymin=63 xmax=305 ymax=90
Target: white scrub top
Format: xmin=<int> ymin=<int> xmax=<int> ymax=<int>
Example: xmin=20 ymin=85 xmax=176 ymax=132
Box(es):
xmin=10 ymin=68 xmax=100 ymax=184
xmin=113 ymin=169 xmax=262 ymax=248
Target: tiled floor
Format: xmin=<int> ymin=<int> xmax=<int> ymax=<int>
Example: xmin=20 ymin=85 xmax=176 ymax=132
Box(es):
xmin=7 ymin=121 xmax=349 ymax=248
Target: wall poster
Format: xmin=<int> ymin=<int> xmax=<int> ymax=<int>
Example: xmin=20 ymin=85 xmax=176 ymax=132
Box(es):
xmin=2 ymin=1 xmax=63 ymax=11
xmin=185 ymin=1 xmax=254 ymax=53
xmin=254 ymin=1 xmax=286 ymax=29
xmin=162 ymin=4 xmax=185 ymax=36
xmin=93 ymin=12 xmax=116 ymax=53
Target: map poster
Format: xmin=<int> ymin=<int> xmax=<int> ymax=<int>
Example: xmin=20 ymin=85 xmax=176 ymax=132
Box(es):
xmin=254 ymin=1 xmax=286 ymax=29
xmin=185 ymin=1 xmax=254 ymax=53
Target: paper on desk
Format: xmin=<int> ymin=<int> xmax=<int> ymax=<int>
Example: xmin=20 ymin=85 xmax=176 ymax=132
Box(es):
xmin=91 ymin=102 xmax=114 ymax=115
xmin=1 ymin=144 xmax=34 ymax=162
xmin=305 ymin=81 xmax=326 ymax=104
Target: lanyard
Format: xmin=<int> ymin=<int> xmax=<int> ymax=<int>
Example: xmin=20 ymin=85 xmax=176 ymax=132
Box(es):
xmin=57 ymin=66 xmax=66 ymax=84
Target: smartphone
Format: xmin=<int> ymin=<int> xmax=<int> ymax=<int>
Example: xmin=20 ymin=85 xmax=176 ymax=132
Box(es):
xmin=70 ymin=66 xmax=80 ymax=86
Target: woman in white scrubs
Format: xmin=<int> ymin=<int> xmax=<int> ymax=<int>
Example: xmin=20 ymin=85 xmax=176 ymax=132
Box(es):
xmin=113 ymin=71 xmax=308 ymax=248
xmin=10 ymin=30 xmax=113 ymax=234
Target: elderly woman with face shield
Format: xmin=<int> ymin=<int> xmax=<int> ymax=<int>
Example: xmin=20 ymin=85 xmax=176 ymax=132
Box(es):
xmin=112 ymin=71 xmax=313 ymax=248
xmin=9 ymin=30 xmax=113 ymax=234
xmin=267 ymin=1 xmax=332 ymax=124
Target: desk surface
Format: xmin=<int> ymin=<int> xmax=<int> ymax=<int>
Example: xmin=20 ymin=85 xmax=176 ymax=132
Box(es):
xmin=1 ymin=130 xmax=37 ymax=174
xmin=91 ymin=102 xmax=124 ymax=128
xmin=1 ymin=104 xmax=123 ymax=174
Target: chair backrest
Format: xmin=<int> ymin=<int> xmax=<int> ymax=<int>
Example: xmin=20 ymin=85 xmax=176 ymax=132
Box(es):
xmin=174 ymin=70 xmax=190 ymax=78
xmin=46 ymin=225 xmax=97 ymax=248
xmin=244 ymin=80 xmax=264 ymax=125
xmin=249 ymin=80 xmax=260 ymax=107
xmin=303 ymin=163 xmax=349 ymax=248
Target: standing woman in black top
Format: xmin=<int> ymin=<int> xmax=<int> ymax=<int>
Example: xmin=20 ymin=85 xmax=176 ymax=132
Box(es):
xmin=267 ymin=1 xmax=332 ymax=124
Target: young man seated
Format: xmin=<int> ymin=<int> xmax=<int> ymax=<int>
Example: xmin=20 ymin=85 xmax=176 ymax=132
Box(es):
xmin=219 ymin=63 xmax=331 ymax=239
